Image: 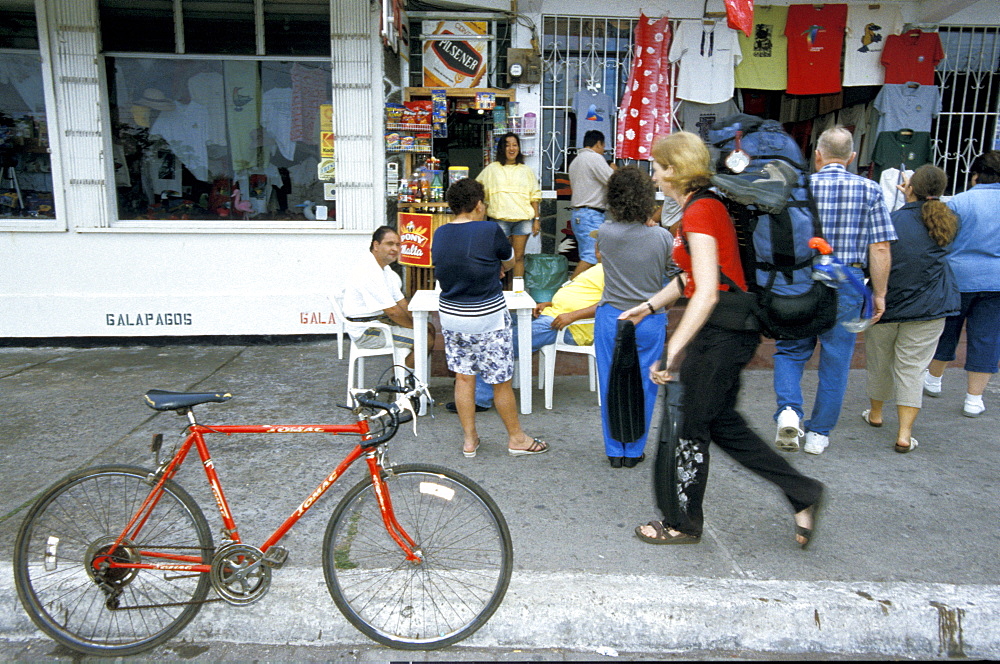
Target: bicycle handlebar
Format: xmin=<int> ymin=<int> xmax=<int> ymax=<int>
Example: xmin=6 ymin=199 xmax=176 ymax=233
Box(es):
xmin=350 ymin=372 xmax=429 ymax=445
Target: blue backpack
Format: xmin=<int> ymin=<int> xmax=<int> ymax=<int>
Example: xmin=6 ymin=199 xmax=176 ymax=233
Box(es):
xmin=706 ymin=114 xmax=837 ymax=340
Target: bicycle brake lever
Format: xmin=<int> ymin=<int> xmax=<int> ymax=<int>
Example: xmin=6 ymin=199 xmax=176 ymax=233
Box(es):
xmin=395 ymin=395 xmax=419 ymax=435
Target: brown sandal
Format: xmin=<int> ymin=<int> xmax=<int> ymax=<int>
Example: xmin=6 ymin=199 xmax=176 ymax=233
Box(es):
xmin=634 ymin=520 xmax=700 ymax=545
xmin=508 ymin=437 xmax=549 ymax=457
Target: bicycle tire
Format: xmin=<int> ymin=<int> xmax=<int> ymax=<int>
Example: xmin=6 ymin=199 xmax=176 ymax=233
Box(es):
xmin=322 ymin=463 xmax=512 ymax=649
xmin=13 ymin=465 xmax=213 ymax=656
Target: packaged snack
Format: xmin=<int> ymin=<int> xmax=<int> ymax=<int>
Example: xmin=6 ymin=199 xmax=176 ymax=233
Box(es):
xmin=385 ymin=103 xmax=405 ymax=123
xmin=415 ymin=133 xmax=432 ymax=148
xmin=385 ymin=132 xmax=400 ymax=148
xmin=400 ymin=135 xmax=415 ymax=148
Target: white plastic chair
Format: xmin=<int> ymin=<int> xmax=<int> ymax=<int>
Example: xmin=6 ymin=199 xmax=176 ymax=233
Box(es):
xmin=330 ymin=297 xmax=409 ymax=401
xmin=537 ymin=319 xmax=599 ymax=410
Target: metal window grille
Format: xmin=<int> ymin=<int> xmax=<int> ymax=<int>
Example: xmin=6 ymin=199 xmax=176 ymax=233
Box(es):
xmin=933 ymin=25 xmax=1000 ymax=196
xmin=539 ymin=15 xmax=680 ymax=192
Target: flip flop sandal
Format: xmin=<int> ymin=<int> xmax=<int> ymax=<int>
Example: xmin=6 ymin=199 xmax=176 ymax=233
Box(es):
xmin=796 ymin=490 xmax=824 ymax=551
xmin=508 ymin=437 xmax=550 ymax=457
xmin=894 ymin=437 xmax=918 ymax=454
xmin=861 ymin=409 xmax=883 ymax=427
xmin=634 ymin=520 xmax=700 ymax=545
xmin=463 ymin=438 xmax=481 ymax=458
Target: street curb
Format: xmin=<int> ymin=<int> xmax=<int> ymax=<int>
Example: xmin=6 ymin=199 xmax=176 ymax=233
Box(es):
xmin=3 ymin=566 xmax=997 ymax=659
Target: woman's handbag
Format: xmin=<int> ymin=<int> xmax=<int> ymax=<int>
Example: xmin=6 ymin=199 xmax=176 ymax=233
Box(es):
xmin=653 ymin=380 xmax=696 ymax=533
xmin=607 ymin=319 xmax=646 ymax=443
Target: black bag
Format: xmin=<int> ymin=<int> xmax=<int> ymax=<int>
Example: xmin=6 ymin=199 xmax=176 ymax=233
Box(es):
xmin=607 ymin=319 xmax=645 ymax=443
xmin=706 ymin=114 xmax=838 ymax=340
xmin=654 ymin=381 xmax=696 ymax=533
xmin=706 ymin=271 xmax=762 ymax=333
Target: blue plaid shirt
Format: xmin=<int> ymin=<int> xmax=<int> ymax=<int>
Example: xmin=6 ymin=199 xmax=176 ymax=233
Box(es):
xmin=810 ymin=164 xmax=896 ymax=266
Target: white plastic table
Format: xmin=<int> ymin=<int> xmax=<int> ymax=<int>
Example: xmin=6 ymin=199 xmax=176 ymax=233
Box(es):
xmin=409 ymin=289 xmax=537 ymax=415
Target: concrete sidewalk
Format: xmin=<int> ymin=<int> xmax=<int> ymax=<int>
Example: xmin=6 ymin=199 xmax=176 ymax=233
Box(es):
xmin=1 ymin=340 xmax=998 ymax=659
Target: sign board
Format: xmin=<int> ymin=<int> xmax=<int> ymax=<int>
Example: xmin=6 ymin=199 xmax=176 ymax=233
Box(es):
xmin=422 ymin=21 xmax=488 ymax=88
xmin=398 ymin=213 xmax=433 ymax=267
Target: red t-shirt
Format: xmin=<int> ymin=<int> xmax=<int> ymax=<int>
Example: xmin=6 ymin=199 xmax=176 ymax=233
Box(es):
xmin=784 ymin=4 xmax=847 ymax=95
xmin=672 ymin=197 xmax=746 ymax=299
xmin=881 ymin=29 xmax=944 ymax=85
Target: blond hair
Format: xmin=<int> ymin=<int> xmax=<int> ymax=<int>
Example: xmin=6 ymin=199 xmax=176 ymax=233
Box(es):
xmin=651 ymin=131 xmax=712 ymax=195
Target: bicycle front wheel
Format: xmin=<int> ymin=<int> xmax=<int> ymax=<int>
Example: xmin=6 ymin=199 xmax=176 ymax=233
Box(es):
xmin=323 ymin=463 xmax=512 ymax=649
xmin=13 ymin=465 xmax=213 ymax=657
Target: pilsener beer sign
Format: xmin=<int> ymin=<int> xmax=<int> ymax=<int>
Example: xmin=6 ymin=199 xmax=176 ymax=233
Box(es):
xmin=422 ymin=21 xmax=488 ymax=88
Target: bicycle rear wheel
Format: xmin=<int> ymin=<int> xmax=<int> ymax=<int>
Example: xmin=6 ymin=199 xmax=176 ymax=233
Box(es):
xmin=13 ymin=465 xmax=213 ymax=656
xmin=323 ymin=463 xmax=512 ymax=649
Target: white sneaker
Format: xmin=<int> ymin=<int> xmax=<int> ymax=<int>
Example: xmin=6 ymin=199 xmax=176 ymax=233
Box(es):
xmin=963 ymin=401 xmax=986 ymax=418
xmin=803 ymin=431 xmax=830 ymax=455
xmin=923 ymin=370 xmax=941 ymax=397
xmin=775 ymin=407 xmax=803 ymax=452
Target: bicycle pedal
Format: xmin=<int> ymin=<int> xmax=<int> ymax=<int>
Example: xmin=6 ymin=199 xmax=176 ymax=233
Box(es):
xmin=263 ymin=546 xmax=288 ymax=569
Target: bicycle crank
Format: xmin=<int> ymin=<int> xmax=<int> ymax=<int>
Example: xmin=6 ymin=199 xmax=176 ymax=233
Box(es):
xmin=210 ymin=543 xmax=271 ymax=605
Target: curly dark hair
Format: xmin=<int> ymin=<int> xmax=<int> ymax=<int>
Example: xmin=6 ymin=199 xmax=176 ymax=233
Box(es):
xmin=445 ymin=177 xmax=484 ymax=214
xmin=494 ymin=132 xmax=524 ymax=165
xmin=971 ymin=150 xmax=1000 ymax=184
xmin=606 ymin=165 xmax=656 ymax=223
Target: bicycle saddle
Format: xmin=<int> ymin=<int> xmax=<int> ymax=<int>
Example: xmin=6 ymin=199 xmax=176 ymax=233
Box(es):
xmin=144 ymin=389 xmax=233 ymax=411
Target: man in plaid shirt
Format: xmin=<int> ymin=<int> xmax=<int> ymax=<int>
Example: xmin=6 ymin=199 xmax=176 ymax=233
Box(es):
xmin=773 ymin=126 xmax=896 ymax=455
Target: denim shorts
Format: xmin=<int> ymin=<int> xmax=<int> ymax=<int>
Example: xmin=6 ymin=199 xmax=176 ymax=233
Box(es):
xmin=571 ymin=207 xmax=605 ymax=264
xmin=491 ymin=218 xmax=533 ymax=237
xmin=933 ymin=291 xmax=1000 ymax=373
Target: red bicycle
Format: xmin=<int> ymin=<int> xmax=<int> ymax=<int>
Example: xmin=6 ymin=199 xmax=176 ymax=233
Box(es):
xmin=12 ymin=373 xmax=512 ymax=655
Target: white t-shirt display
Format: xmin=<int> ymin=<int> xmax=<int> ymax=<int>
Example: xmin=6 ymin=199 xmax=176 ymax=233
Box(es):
xmin=341 ymin=252 xmax=404 ymax=341
xmin=669 ymin=20 xmax=741 ymax=105
xmin=843 ymin=4 xmax=904 ymax=87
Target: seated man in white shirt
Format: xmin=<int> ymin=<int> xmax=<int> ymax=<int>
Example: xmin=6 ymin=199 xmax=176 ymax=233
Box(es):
xmin=341 ymin=226 xmax=436 ymax=368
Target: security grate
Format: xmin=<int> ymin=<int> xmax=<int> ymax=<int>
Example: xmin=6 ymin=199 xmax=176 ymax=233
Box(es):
xmin=539 ymin=14 xmax=681 ymax=192
xmin=933 ymin=25 xmax=1000 ymax=196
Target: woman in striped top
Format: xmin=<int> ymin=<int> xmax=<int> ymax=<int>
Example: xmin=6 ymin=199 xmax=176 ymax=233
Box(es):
xmin=432 ymin=177 xmax=549 ymax=458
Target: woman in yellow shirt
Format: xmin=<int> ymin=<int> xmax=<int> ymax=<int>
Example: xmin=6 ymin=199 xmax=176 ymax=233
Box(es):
xmin=476 ymin=132 xmax=542 ymax=277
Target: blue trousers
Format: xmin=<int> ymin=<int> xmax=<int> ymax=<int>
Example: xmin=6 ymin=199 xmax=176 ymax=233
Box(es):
xmin=474 ymin=314 xmax=578 ymax=407
xmin=595 ymin=302 xmax=666 ymax=458
xmin=772 ymin=274 xmax=864 ymax=436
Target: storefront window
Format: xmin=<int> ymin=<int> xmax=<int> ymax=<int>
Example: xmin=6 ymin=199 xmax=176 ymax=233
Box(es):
xmin=107 ymin=57 xmax=331 ymax=221
xmin=0 ymin=9 xmax=54 ymax=220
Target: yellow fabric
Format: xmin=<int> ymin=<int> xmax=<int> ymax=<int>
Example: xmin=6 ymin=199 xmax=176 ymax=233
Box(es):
xmin=476 ymin=162 xmax=541 ymax=221
xmin=734 ymin=5 xmax=788 ymax=90
xmin=541 ymin=264 xmax=604 ymax=346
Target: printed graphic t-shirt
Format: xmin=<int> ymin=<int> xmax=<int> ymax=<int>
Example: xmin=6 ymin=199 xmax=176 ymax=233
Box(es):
xmin=785 ymin=4 xmax=848 ymax=95
xmin=572 ymin=90 xmax=615 ymax=149
xmin=734 ymin=5 xmax=788 ymax=90
xmin=842 ymin=3 xmax=904 ymax=86
xmin=881 ymin=29 xmax=945 ymax=85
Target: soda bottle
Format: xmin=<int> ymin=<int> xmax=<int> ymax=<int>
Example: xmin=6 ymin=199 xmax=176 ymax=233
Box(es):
xmin=430 ymin=173 xmax=443 ymax=202
xmin=397 ymin=178 xmax=409 ymax=202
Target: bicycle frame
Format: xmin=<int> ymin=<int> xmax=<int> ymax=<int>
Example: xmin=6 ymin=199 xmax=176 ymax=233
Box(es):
xmin=98 ymin=413 xmax=422 ymax=578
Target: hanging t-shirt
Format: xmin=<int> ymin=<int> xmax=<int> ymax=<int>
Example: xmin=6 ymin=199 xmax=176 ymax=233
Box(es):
xmin=881 ymin=30 xmax=945 ymax=85
xmin=669 ymin=20 xmax=741 ymax=105
xmin=573 ymin=90 xmax=615 ymax=149
xmin=734 ymin=5 xmax=788 ymax=90
xmin=874 ymin=84 xmax=941 ymax=133
xmin=678 ymin=100 xmax=739 ymax=141
xmin=837 ymin=103 xmax=872 ymax=173
xmin=872 ymin=130 xmax=932 ymax=179
xmin=785 ymin=4 xmax=848 ymax=96
xmin=842 ymin=3 xmax=904 ymax=87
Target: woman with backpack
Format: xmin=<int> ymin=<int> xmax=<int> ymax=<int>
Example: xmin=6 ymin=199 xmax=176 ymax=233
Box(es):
xmin=862 ymin=164 xmax=960 ymax=452
xmin=619 ymin=131 xmax=825 ymax=548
